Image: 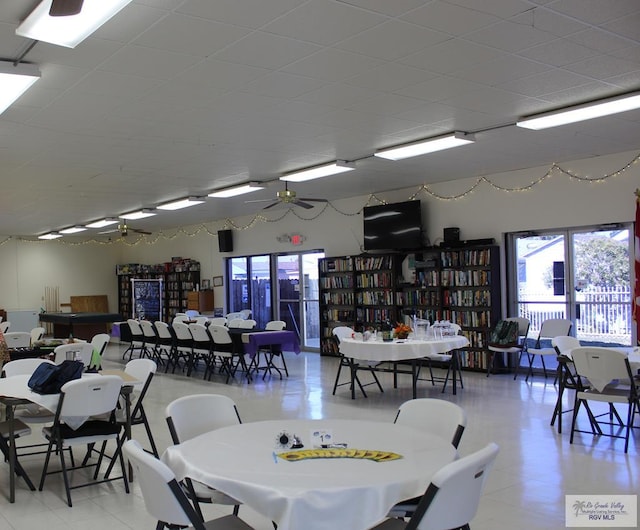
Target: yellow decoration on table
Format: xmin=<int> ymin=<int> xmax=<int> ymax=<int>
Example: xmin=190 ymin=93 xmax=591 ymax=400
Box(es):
xmin=277 ymin=448 xmax=402 ymax=462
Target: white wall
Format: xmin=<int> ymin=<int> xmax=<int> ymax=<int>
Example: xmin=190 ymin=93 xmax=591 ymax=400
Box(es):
xmin=0 ymin=238 xmax=119 ymax=312
xmin=1 ymin=149 xmax=637 ymax=314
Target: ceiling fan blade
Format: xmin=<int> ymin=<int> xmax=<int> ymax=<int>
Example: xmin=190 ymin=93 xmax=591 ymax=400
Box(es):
xmin=245 ymin=198 xmax=274 ymax=204
xmin=262 ymin=201 xmax=281 ymax=210
xmin=98 ymin=228 xmax=119 ymax=235
xmin=49 ymin=0 xmax=85 ymax=16
xmin=131 ymin=228 xmax=152 ymax=235
xmin=297 ymin=197 xmax=328 ymax=203
xmin=294 ymin=200 xmax=314 ymax=209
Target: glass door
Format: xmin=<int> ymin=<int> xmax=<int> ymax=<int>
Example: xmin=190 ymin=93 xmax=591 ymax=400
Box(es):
xmin=509 ymin=225 xmax=632 ymax=373
xmin=275 ymin=252 xmax=324 ymax=351
xmin=227 ymin=255 xmax=272 ymax=327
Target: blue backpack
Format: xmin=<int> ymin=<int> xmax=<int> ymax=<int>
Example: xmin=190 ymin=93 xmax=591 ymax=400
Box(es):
xmin=28 ymin=360 xmax=84 ymax=394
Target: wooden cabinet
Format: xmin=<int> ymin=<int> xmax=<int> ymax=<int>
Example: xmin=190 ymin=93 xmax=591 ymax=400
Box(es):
xmin=187 ymin=291 xmax=214 ymax=312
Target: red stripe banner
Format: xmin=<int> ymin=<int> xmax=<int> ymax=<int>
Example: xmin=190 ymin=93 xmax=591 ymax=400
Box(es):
xmin=635 ymin=189 xmax=640 ymax=345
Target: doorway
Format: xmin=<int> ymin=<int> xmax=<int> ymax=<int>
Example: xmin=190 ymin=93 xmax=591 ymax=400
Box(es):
xmin=275 ymin=252 xmax=324 ymax=351
xmin=508 ymin=225 xmax=633 ymax=370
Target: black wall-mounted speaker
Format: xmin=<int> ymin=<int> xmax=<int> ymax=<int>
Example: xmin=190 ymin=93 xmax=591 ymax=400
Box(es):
xmin=218 ymin=229 xmax=233 ymax=252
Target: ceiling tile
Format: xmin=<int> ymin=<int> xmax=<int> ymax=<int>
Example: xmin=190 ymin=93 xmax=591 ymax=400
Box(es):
xmin=98 ymin=45 xmax=202 ymax=79
xmin=400 ymin=1 xmax=498 ymax=35
xmin=212 ymin=31 xmax=321 ymax=70
xmin=602 ymin=12 xmax=640 ymax=42
xmin=450 ymin=55 xmax=551 ymax=86
xmin=261 ymin=0 xmax=386 ymax=46
xmin=518 ymin=38 xmax=597 ymax=66
xmin=328 ymin=0 xmax=427 ymax=17
xmin=176 ymin=0 xmax=307 ymax=28
xmin=242 ymin=71 xmax=328 ymax=98
xmin=400 ymin=39 xmax=509 ymax=74
xmin=465 ymin=19 xmax=556 ymax=52
xmin=444 ymin=0 xmax=533 ymax=18
xmin=335 ymin=19 xmax=449 ymax=61
xmin=131 ymin=13 xmax=251 ymax=56
xmin=497 ymin=68 xmax=593 ymax=96
xmin=281 ymin=48 xmax=384 ymax=82
xmin=344 ymin=63 xmax=438 ymax=92
xmin=547 ymin=0 xmax=640 ymax=25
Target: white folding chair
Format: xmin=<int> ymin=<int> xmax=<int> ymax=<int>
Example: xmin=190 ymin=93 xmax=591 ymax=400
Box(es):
xmin=331 ymin=326 xmax=383 ymax=398
xmin=516 ymin=318 xmax=572 ymax=381
xmin=388 ymin=398 xmax=467 ymax=519
xmin=550 ymin=335 xmax=582 ymax=433
xmin=153 ymin=321 xmax=174 ymax=365
xmin=417 ymin=323 xmax=465 ymax=394
xmin=167 ymin=321 xmax=193 ymax=375
xmin=165 ymin=394 xmax=243 ymax=518
xmin=210 ymin=324 xmax=250 ymax=383
xmin=102 ymin=358 xmax=159 ymax=478
xmin=123 ymin=440 xmax=253 ymax=530
xmin=569 ymin=347 xmax=639 ymax=453
xmin=89 ymin=333 xmax=111 ymax=368
xmin=30 ymin=327 xmax=46 ymax=345
xmin=487 ymin=317 xmax=529 ymax=377
xmin=3 ymin=332 xmax=32 ymax=349
xmin=2 ymin=358 xmax=57 ymax=423
xmin=38 ymin=375 xmax=130 ymax=506
xmin=371 ymin=443 xmax=499 ymax=530
xmin=257 ymin=321 xmax=289 ymax=379
xmin=188 ymin=323 xmax=215 ymax=378
xmin=125 ymin=319 xmax=146 ymax=360
xmin=53 ymin=342 xmax=94 ymax=366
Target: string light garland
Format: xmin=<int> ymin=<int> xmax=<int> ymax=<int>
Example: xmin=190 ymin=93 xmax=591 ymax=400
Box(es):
xmin=15 ymin=150 xmax=640 ymax=246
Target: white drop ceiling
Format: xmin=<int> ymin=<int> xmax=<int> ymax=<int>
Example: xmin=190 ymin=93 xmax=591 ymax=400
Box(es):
xmin=1 ymin=0 xmax=639 ymax=237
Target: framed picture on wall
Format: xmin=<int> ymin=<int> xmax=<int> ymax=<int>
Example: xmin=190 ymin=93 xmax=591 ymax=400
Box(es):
xmin=201 ymin=279 xmax=211 ymax=290
xmin=213 ymin=276 xmax=223 ymax=287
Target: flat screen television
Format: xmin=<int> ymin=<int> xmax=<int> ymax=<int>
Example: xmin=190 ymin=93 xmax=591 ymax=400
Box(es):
xmin=363 ymin=200 xmax=423 ymax=251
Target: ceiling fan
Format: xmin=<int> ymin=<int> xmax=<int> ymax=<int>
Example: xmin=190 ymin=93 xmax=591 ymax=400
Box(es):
xmin=49 ymin=0 xmax=84 ymax=16
xmin=99 ymin=221 xmax=151 ymax=237
xmin=246 ymin=182 xmax=328 ymax=210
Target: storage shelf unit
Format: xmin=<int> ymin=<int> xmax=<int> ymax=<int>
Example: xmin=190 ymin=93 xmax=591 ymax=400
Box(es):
xmin=319 ymin=245 xmax=503 ymax=372
xmin=116 ymin=259 xmax=200 ymax=320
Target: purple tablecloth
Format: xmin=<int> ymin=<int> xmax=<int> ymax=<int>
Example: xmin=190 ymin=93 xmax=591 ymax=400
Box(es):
xmin=242 ymin=331 xmax=300 ymax=357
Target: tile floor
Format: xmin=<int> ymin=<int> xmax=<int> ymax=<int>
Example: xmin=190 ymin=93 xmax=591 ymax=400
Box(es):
xmin=1 ymin=344 xmax=637 ymax=529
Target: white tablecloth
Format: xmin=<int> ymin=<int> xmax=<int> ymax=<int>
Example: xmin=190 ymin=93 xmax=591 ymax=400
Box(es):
xmin=162 ymin=419 xmax=456 ymax=530
xmin=339 ymin=335 xmax=469 ymax=362
xmin=0 ymin=374 xmax=60 ymax=411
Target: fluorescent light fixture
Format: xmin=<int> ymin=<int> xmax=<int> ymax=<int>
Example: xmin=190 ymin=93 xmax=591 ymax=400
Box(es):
xmin=0 ymin=61 xmax=40 ymax=115
xmin=86 ymin=218 xmax=119 ymax=229
xmin=121 ymin=209 xmax=156 ymax=220
xmin=517 ymin=92 xmax=640 ymax=130
xmin=16 ymin=0 xmax=133 ymax=48
xmin=375 ymin=132 xmax=475 ymax=161
xmin=280 ymin=160 xmax=356 ymax=183
xmin=208 ymin=182 xmax=265 ymax=198
xmin=38 ymin=232 xmax=62 ymax=240
xmin=60 ymin=226 xmax=87 ymax=234
xmin=157 ymin=196 xmax=206 ymax=211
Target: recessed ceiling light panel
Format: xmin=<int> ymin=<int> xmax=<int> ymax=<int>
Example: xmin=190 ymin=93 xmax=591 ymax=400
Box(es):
xmin=16 ymin=0 xmax=134 ymax=48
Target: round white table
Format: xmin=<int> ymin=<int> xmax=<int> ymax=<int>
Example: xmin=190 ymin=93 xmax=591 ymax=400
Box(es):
xmin=162 ymin=418 xmax=456 ymax=530
xmin=339 ymin=335 xmax=469 ymax=398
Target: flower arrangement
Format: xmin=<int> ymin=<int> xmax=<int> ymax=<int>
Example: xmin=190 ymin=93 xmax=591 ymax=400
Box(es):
xmin=393 ymin=322 xmax=412 ymax=339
